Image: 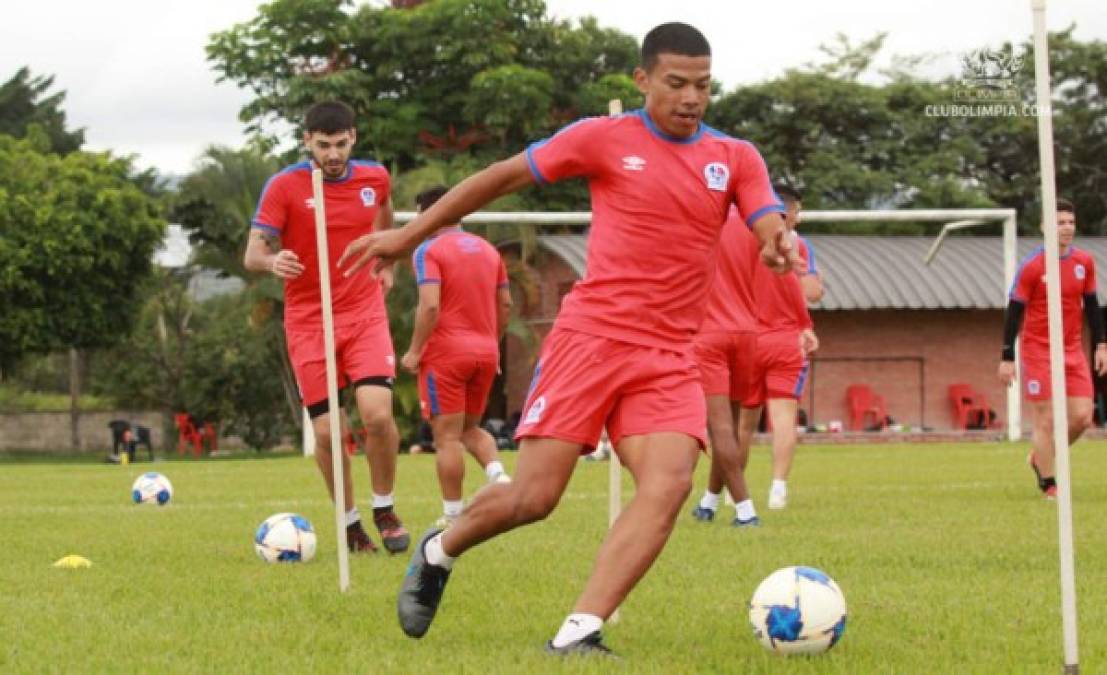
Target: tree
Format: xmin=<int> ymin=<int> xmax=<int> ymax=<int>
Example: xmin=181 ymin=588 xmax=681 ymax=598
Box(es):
xmin=207 ymin=0 xmax=637 ymax=173
xmin=0 ymin=134 xmax=165 ymax=368
xmin=0 ymin=67 xmax=85 ymax=154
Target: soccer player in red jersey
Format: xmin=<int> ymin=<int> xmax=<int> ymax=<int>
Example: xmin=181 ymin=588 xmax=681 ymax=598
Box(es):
xmin=402 ymin=185 xmax=514 ymax=528
xmin=999 ymin=199 xmax=1107 ymax=499
xmin=243 ymin=101 xmax=410 ymax=555
xmin=340 ymin=24 xmax=792 ymax=653
xmin=689 ymin=210 xmax=763 ymax=527
xmin=741 ymin=185 xmax=820 ymax=510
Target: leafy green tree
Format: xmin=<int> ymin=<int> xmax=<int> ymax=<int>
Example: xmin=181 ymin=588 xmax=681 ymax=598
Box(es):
xmin=0 ymin=134 xmax=165 ymax=369
xmin=0 ymin=67 xmax=85 ymax=154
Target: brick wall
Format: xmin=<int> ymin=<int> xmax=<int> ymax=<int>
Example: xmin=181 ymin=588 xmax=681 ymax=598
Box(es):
xmin=806 ymin=309 xmax=1007 ymax=430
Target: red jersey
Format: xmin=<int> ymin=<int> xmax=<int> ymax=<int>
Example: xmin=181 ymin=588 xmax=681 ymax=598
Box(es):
xmin=413 ymin=228 xmax=509 ymax=361
xmin=1010 ymin=245 xmax=1097 ymax=353
xmin=525 ymin=109 xmax=782 ymax=349
xmin=700 ymin=210 xmax=759 ymax=334
xmin=753 ymin=235 xmax=814 ymax=333
xmin=253 ymin=160 xmax=391 ymax=328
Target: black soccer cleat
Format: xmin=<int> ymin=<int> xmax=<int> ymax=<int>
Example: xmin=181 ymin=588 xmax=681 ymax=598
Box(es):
xmin=545 ymin=631 xmax=618 ymax=657
xmin=374 ymin=509 xmax=411 ymax=554
xmin=346 ymin=522 xmax=379 ymax=554
xmin=690 ymin=506 xmax=715 ymax=522
xmin=398 ymin=528 xmax=451 ymax=638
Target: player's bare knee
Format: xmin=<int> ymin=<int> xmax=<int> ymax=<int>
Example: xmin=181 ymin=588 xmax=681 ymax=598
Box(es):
xmin=360 ymin=409 xmax=392 ymax=437
xmin=511 ymin=488 xmax=560 ymax=524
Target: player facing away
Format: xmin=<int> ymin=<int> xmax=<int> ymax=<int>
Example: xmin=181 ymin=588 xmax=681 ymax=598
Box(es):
xmin=243 ymin=101 xmax=410 ymax=554
xmin=689 ymin=210 xmax=764 ymax=527
xmin=742 ymin=184 xmax=819 ymax=511
xmin=777 ymin=184 xmax=823 ymax=305
xmin=338 ymin=23 xmax=793 ymax=654
xmin=999 ymin=199 xmax=1107 ymax=499
xmin=402 ymin=185 xmax=514 ymax=529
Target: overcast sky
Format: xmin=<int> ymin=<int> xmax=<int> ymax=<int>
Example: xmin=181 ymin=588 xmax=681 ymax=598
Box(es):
xmin=4 ymin=0 xmax=1105 ymax=176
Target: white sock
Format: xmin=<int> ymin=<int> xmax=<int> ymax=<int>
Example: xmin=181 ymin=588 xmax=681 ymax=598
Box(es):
xmin=551 ymin=613 xmax=603 ymax=648
xmin=344 ymin=507 xmax=360 ymax=527
xmin=735 ymin=499 xmax=757 ymax=521
xmin=771 ymin=480 xmax=788 ymax=495
xmin=424 ymin=532 xmax=455 ymax=570
xmin=372 ymin=493 xmax=394 ymax=509
xmin=484 ymin=461 xmax=505 ymax=479
xmin=443 ymin=499 xmax=463 ymax=518
xmin=698 ymin=490 xmax=720 ymax=511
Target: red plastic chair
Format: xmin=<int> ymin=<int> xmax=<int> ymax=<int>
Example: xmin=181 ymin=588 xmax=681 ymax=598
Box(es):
xmin=174 ymin=413 xmax=203 ymax=456
xmin=846 ymin=385 xmax=887 ymax=431
xmin=949 ymin=384 xmax=991 ymax=430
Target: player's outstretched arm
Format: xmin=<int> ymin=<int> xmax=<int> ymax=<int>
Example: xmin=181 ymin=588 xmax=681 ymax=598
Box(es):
xmin=998 ymin=299 xmax=1026 ymax=385
xmin=748 ymin=212 xmax=792 ymax=274
xmin=338 ymin=154 xmax=534 ymax=276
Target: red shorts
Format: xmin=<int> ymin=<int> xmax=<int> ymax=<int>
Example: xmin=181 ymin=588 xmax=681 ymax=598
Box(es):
xmin=694 ymin=331 xmax=757 ymax=400
xmin=515 ymin=328 xmax=707 ymax=451
xmin=286 ymin=318 xmax=395 ymax=408
xmin=744 ymin=330 xmax=809 ymax=408
xmin=1021 ymin=349 xmax=1093 ymax=401
xmin=418 ymin=354 xmax=498 ymax=420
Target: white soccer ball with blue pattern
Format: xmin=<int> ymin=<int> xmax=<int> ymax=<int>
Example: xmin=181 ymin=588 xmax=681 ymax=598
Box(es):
xmin=748 ymin=566 xmax=847 ymax=655
xmin=254 ymin=513 xmax=317 ymax=563
xmin=131 ymin=472 xmax=173 ymax=505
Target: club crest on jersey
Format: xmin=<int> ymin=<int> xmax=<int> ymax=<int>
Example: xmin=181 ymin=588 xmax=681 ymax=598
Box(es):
xmin=1075 ymin=264 xmax=1086 ymax=280
xmin=1028 ymin=379 xmax=1041 ymax=395
xmin=360 ymin=187 xmax=377 ymax=207
xmin=703 ymin=162 xmax=729 ymax=191
xmin=622 ymin=155 xmax=646 ymax=171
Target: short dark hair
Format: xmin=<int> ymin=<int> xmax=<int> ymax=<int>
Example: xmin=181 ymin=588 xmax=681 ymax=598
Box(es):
xmin=416 ymin=185 xmax=449 ymax=212
xmin=304 ymin=101 xmax=355 ymax=135
xmin=1057 ymin=198 xmax=1075 ymax=215
xmin=774 ymin=183 xmax=803 ymax=204
xmin=641 ymin=23 xmax=711 ymax=71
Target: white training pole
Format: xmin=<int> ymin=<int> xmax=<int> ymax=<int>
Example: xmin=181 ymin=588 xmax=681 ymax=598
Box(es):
xmin=606 ymin=98 xmax=624 ymax=624
xmin=1030 ymin=2 xmax=1079 ymax=671
xmin=1003 ymin=213 xmax=1023 ymax=441
xmin=312 ymin=168 xmax=351 ymax=593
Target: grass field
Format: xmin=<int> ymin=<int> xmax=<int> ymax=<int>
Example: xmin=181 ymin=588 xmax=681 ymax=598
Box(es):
xmin=3 ymin=441 xmax=1106 ymax=674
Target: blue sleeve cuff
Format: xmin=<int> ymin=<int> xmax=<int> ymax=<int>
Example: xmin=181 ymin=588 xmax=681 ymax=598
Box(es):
xmin=251 ymin=222 xmax=281 ymax=236
xmin=746 ymin=203 xmax=786 ymax=228
xmin=417 ymin=279 xmax=441 ymax=286
xmin=525 ymin=144 xmax=548 ymax=185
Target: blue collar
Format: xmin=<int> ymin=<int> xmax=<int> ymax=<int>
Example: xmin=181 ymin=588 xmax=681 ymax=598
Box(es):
xmin=636 ymin=108 xmax=704 ymax=144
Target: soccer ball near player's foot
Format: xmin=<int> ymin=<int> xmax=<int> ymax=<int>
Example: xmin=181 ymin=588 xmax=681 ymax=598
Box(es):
xmin=748 ymin=566 xmax=847 ymax=655
xmin=254 ymin=513 xmax=317 ymax=563
xmin=131 ymin=472 xmax=173 ymax=505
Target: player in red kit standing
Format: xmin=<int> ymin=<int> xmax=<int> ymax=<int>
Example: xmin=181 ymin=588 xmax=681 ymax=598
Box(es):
xmin=689 ymin=210 xmax=763 ymax=527
xmin=243 ymin=101 xmax=409 ymax=554
xmin=402 ymin=185 xmax=514 ymax=529
xmin=340 ymin=24 xmax=792 ymax=653
xmin=999 ymin=198 xmax=1107 ymax=498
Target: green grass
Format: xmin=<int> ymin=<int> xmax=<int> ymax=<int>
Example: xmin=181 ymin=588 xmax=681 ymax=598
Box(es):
xmin=2 ymin=442 xmax=1106 ymax=673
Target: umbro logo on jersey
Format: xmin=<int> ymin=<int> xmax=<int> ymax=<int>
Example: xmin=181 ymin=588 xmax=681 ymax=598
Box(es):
xmin=360 ymin=187 xmax=377 ymax=207
xmin=622 ymin=156 xmax=646 ymax=171
xmin=304 ymin=198 xmax=315 ymax=210
xmin=703 ymin=162 xmax=729 ymax=191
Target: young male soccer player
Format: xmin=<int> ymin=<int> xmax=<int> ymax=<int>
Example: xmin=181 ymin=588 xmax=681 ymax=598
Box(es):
xmin=776 ymin=184 xmax=823 ymax=304
xmin=689 ymin=210 xmax=764 ymax=527
xmin=339 ymin=23 xmax=792 ymax=653
xmin=402 ymin=185 xmax=514 ymax=528
xmin=740 ymin=190 xmax=819 ymax=510
xmin=999 ymin=199 xmax=1107 ymax=499
xmin=243 ymin=100 xmax=410 ymax=554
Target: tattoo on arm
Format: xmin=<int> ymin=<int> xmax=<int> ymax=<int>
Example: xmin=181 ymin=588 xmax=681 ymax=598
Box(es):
xmin=260 ymin=232 xmax=281 ymax=253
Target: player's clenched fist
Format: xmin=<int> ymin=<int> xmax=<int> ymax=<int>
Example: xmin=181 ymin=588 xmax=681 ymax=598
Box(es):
xmin=270 ymin=249 xmax=305 ymax=279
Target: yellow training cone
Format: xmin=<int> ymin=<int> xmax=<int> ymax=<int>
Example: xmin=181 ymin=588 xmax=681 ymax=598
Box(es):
xmin=53 ymin=555 xmax=92 ymax=569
